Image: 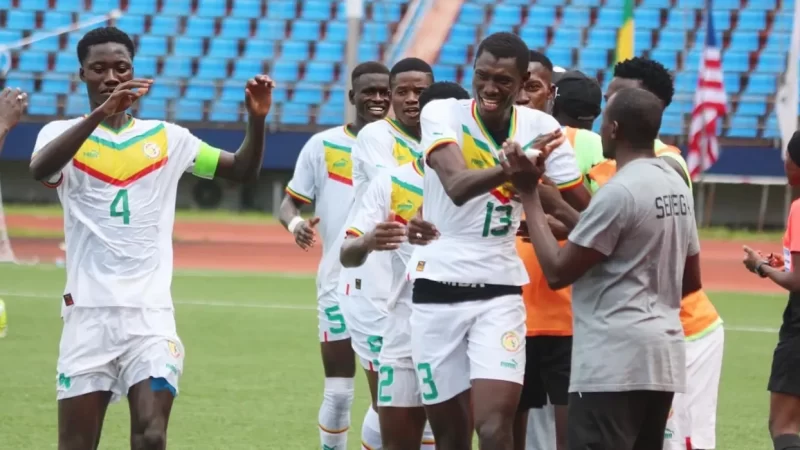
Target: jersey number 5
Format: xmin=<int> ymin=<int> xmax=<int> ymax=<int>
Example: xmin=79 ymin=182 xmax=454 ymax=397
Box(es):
xmin=482 ymin=201 xmax=512 ymax=237
xmin=110 ymin=189 xmax=131 ymax=225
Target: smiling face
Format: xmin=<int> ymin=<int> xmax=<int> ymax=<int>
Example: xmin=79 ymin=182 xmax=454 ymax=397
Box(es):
xmin=350 ymin=73 xmax=391 ymax=123
xmin=472 ymin=50 xmax=526 ymax=122
xmin=391 ymin=71 xmax=433 ymax=128
xmin=79 ymin=42 xmax=134 ymax=108
xmin=516 ymin=61 xmax=553 ymax=112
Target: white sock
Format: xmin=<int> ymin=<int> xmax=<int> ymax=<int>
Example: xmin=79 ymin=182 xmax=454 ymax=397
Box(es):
xmin=361 ymin=405 xmax=383 ymax=449
xmin=420 ymin=421 xmax=435 ymax=449
xmin=319 ymin=377 xmax=354 ymax=450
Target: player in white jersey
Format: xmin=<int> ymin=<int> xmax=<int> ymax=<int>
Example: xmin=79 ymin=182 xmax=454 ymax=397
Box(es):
xmin=407 ymin=33 xmax=589 ymax=449
xmin=338 ymin=57 xmax=433 ymax=450
xmin=339 ymin=81 xmax=471 ymax=450
xmin=27 ymin=27 xmax=272 ymax=450
xmin=279 ymin=61 xmax=391 ymax=450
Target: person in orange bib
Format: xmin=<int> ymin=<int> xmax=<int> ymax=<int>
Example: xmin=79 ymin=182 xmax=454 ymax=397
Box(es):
xmin=594 ymin=57 xmax=724 ymax=450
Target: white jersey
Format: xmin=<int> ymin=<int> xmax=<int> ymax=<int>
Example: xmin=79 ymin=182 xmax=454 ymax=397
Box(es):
xmin=409 ymin=98 xmax=583 ymax=286
xmin=345 ymin=158 xmax=424 ymax=308
xmin=33 ymin=116 xmax=223 ymax=314
xmin=340 ymin=118 xmax=423 ymax=299
xmin=285 ymin=125 xmax=357 ymax=297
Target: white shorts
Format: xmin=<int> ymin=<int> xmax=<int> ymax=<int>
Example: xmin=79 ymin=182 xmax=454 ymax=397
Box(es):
xmin=664 ymin=324 xmax=724 ymax=450
xmin=317 ymin=290 xmax=351 ymax=343
xmin=340 ymin=293 xmax=388 ymax=371
xmin=410 ymin=294 xmax=526 ymax=405
xmin=56 ymin=307 xmax=184 ymax=403
xmin=377 ymin=295 xmax=421 ymax=407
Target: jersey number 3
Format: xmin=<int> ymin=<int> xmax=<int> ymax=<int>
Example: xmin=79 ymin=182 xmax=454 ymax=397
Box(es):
xmin=482 ymin=201 xmax=512 ymax=237
xmin=110 ymin=189 xmax=131 ymax=225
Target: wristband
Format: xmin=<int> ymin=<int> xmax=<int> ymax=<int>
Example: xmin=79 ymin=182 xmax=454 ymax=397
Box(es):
xmin=756 ymin=261 xmax=769 ymax=278
xmin=287 ymin=217 xmax=304 ymax=234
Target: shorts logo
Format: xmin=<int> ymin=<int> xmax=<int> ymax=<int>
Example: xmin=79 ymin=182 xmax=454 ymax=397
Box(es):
xmin=664 ymin=428 xmax=673 ymax=439
xmin=143 ymin=142 xmax=161 ymax=159
xmin=355 ymin=279 xmax=362 ymax=290
xmin=167 ymin=341 xmax=181 ymax=358
xmin=500 ymin=359 xmax=518 ymax=370
xmin=416 ymin=261 xmax=426 ymax=272
xmin=500 ymin=331 xmax=520 ymax=352
xmin=58 ymin=373 xmax=71 ymax=390
xmin=63 ymin=293 xmax=74 ymax=307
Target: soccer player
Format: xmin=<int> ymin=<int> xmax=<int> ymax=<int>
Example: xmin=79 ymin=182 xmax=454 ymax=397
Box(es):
xmin=340 ymin=81 xmax=471 ymax=450
xmin=338 ymin=57 xmax=433 ymax=450
xmin=408 ymin=32 xmax=586 ymax=449
xmin=514 ymin=87 xmax=702 ymax=450
xmin=279 ymin=61 xmax=391 ymax=450
xmin=515 ymin=50 xmax=555 ymax=113
xmin=601 ymin=57 xmax=725 ymax=450
xmin=742 ymin=130 xmax=800 ymax=450
xmin=28 ymin=27 xmax=272 ymax=449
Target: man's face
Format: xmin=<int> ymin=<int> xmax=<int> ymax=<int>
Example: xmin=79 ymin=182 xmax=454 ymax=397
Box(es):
xmin=516 ymin=62 xmax=553 ymax=112
xmin=349 ymin=73 xmax=391 ymax=123
xmin=472 ymin=50 xmax=526 ymax=122
xmin=391 ymin=71 xmax=433 ymax=127
xmin=80 ymin=42 xmax=134 ymax=107
xmin=600 ymin=94 xmax=618 ymax=159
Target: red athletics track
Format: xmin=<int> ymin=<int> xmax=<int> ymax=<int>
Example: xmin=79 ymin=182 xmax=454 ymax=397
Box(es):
xmin=5 ymin=213 xmax=782 ymax=294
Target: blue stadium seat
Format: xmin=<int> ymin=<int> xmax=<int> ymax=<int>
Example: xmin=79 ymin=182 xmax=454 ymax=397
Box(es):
xmin=639 ymin=0 xmax=671 ymax=6
xmin=127 ymin=0 xmax=157 ymax=14
xmin=233 ymin=59 xmax=264 ymax=80
xmin=54 ymin=52 xmax=77 ymax=74
xmin=232 ymin=0 xmax=263 ymax=19
xmin=547 ymin=47 xmax=573 ymax=68
xmin=764 ymin=115 xmax=780 ymax=139
xmin=723 ymin=72 xmax=741 ymax=94
xmin=649 ymin=49 xmax=677 ymax=70
xmin=185 ymin=80 xmax=216 ymax=101
xmin=137 ymin=98 xmax=168 ymax=120
xmin=271 ymin=61 xmax=299 ymax=81
xmin=656 ymin=31 xmax=686 ymax=51
xmin=174 ymin=37 xmax=204 ymax=57
xmin=676 ymin=0 xmax=704 ymax=8
xmin=280 ymin=104 xmax=310 ymax=125
xmin=244 ymin=40 xmax=276 ymax=59
xmin=65 ymin=95 xmax=89 ymax=116
xmin=683 ymin=50 xmax=702 ymax=71
xmin=43 ymin=12 xmax=73 ymax=30
xmin=151 ymin=16 xmax=180 ymax=36
xmin=293 ymin=84 xmax=324 ymax=104
xmin=534 ymin=0 xmax=564 ymax=6
xmin=750 ymin=0 xmax=777 ymax=9
xmin=358 ymin=42 xmax=379 ymax=62
xmin=41 ymin=75 xmax=70 ymax=95
xmin=448 ymin=24 xmax=478 ymax=47
xmin=28 ymin=94 xmax=57 ymax=116
xmin=7 ymin=11 xmax=36 ymax=30
xmin=267 ymin=1 xmax=297 ymax=20
xmin=457 ymin=4 xmax=485 ymax=26
xmin=315 ymin=41 xmax=344 ymax=63
xmin=0 ymin=30 xmax=22 ymax=45
xmin=737 ymin=10 xmax=766 ymax=31
xmin=596 ymin=8 xmax=622 ymax=28
xmin=737 ymin=101 xmax=767 ymax=116
xmin=660 ymin=112 xmax=683 ymax=136
xmin=729 ymin=30 xmax=759 ymax=51
xmin=433 ymin=65 xmax=457 ymax=81
xmin=635 ymin=30 xmax=652 ymax=52
xmin=304 ymin=62 xmax=335 ymax=83
xmin=114 ymin=15 xmax=146 ymax=35
xmin=520 ymin=27 xmax=547 ymax=50
xmin=92 ymin=0 xmax=120 ymax=13
xmin=439 ymin=45 xmax=467 ymax=65
xmin=138 ymin=36 xmax=168 ymax=56
xmin=363 ymin=22 xmax=389 ymax=43
xmin=725 ymin=115 xmax=758 ymax=138
xmin=756 ymin=52 xmax=786 ymax=73
xmin=723 ymin=51 xmax=750 ymax=72
xmin=634 ymin=8 xmax=661 ymax=29
xmin=18 ymin=52 xmax=48 ymax=72
xmin=586 ymin=28 xmax=616 ymax=50
xmin=208 ymin=39 xmax=239 ymax=58
xmin=19 ymin=0 xmax=46 ymax=10
xmin=256 ymin=19 xmax=287 ymax=40
xmin=185 ymin=17 xmax=216 ymax=37
xmin=291 ymin=20 xmax=321 ymax=41
xmin=326 ymin=21 xmax=348 ymax=42
xmin=462 ymin=70 xmax=473 ymax=88
xmin=221 ymin=18 xmax=253 ymax=39
xmin=162 ymin=0 xmax=192 ymax=16
xmin=774 ymin=13 xmax=794 ymax=32
xmin=578 ymin=48 xmax=608 ymax=71
xmin=197 ymin=0 xmax=226 ymax=17
xmin=271 ymin=87 xmax=288 ymax=104
xmin=281 ymin=41 xmax=309 ymax=61
xmin=561 ymin=8 xmax=590 ymax=27
xmin=485 ymin=22 xmax=513 ymax=37
xmin=665 ymin=10 xmax=692 ymax=30
xmin=3 ymin=74 xmax=35 ymax=95
xmin=30 ymin=36 xmax=61 ymax=52
xmin=746 ymin=74 xmax=776 ymax=95
xmin=196 ymin=59 xmax=228 ymax=79
xmin=551 ymin=28 xmax=582 ymax=49
xmin=328 ymin=88 xmax=345 ymax=106
xmin=302 ymin=1 xmax=332 ymax=21
xmin=210 ymin=101 xmax=241 ymax=122
xmin=162 ymin=58 xmax=194 ymax=79
xmin=712 ymin=11 xmax=731 ymax=31
xmin=764 ymin=33 xmax=788 ymax=53
xmin=526 ymin=6 xmax=555 ymax=27
xmin=318 ymin=102 xmax=344 ymax=126
xmin=54 ymin=0 xmax=82 ymax=12
xmin=492 ymin=5 xmax=521 ymax=26
xmin=175 ymin=99 xmax=205 ymax=121
xmin=715 ymin=0 xmax=742 ymax=9
xmin=372 ymin=3 xmax=402 ymax=22
xmin=220 ymin=80 xmax=242 ymax=101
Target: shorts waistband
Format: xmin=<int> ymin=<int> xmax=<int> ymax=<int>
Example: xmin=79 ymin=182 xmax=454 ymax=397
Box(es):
xmin=412 ymin=279 xmax=521 ymax=304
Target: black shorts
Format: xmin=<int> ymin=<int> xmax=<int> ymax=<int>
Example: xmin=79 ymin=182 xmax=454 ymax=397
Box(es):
xmin=567 ymin=390 xmax=674 ymax=450
xmin=518 ymin=335 xmax=572 ymax=410
xmin=769 ymin=334 xmax=800 ymax=396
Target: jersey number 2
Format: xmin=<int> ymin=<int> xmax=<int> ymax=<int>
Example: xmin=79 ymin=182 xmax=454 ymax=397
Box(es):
xmin=110 ymin=189 xmax=131 ymax=225
xmin=482 ymin=201 xmax=512 ymax=237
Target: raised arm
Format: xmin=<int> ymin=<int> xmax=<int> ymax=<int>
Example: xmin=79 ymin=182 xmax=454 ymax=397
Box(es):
xmin=30 ymin=79 xmax=152 ymax=181
xmin=214 ymin=75 xmax=274 ymax=183
xmin=0 ymin=88 xmax=28 ymax=156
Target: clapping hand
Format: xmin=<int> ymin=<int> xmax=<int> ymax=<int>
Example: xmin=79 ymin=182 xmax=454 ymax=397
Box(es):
xmin=0 ymin=87 xmax=27 ymax=130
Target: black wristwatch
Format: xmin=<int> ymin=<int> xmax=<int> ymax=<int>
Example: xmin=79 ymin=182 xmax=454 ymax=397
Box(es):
xmin=755 ymin=261 xmax=769 ymax=278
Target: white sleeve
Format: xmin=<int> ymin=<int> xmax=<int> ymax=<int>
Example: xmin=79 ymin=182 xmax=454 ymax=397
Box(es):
xmin=346 ymin=174 xmax=391 ymax=238
xmin=32 ymin=122 xmax=67 ymax=186
xmin=352 ymin=126 xmax=393 ymax=196
xmin=167 ymin=123 xmax=223 ymax=179
xmin=536 ymin=115 xmax=584 ymax=190
xmin=420 ymin=99 xmax=461 ymax=160
xmin=285 ymin=135 xmax=320 ymax=205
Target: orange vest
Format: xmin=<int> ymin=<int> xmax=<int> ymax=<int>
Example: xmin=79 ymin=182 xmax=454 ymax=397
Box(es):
xmin=518 ymin=237 xmax=573 ymax=336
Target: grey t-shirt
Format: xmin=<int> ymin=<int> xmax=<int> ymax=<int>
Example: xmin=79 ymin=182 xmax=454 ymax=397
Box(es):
xmin=567 ymin=157 xmax=700 ymax=394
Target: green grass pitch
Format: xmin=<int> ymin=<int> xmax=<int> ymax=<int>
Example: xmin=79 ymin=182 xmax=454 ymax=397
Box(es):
xmin=0 ymin=264 xmax=783 ymax=449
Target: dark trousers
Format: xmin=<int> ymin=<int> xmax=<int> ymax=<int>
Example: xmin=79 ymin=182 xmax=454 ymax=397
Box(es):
xmin=567 ymin=390 xmax=674 ymax=450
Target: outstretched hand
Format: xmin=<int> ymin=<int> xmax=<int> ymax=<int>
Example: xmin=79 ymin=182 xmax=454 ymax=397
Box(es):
xmin=367 ymin=211 xmax=407 ymax=252
xmin=742 ymin=245 xmax=769 ymax=274
xmin=245 ymin=75 xmax=275 ymax=118
xmin=293 ymin=217 xmax=319 ymax=251
xmin=407 ymin=209 xmax=439 ymax=245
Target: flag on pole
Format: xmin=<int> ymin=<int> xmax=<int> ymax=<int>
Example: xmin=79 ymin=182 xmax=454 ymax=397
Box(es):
xmin=686 ymin=2 xmax=728 ymax=180
xmin=775 ymin=4 xmax=800 ymax=159
xmin=616 ymin=0 xmax=634 ymax=62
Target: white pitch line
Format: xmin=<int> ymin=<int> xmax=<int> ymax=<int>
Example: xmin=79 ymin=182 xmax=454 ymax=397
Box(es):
xmin=0 ymin=290 xmax=780 ymax=334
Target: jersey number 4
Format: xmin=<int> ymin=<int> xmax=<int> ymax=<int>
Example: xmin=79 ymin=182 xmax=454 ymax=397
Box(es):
xmin=482 ymin=201 xmax=512 ymax=237
xmin=110 ymin=189 xmax=131 ymax=225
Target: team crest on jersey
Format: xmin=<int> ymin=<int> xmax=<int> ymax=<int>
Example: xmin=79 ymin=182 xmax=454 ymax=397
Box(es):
xmin=500 ymin=331 xmax=520 ymax=352
xmin=416 ymin=261 xmax=426 ymax=272
xmin=143 ymin=142 xmax=161 ymax=159
xmin=167 ymin=341 xmax=181 ymax=358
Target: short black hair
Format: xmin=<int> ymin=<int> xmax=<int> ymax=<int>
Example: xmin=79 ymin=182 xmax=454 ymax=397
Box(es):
xmin=419 ymin=81 xmax=470 ymax=110
xmin=390 ymin=57 xmax=433 ymax=85
xmin=613 ymin=57 xmax=675 ymax=107
xmin=77 ymin=26 xmax=135 ymax=65
xmin=528 ymin=50 xmax=553 ymax=72
xmin=475 ymin=32 xmax=530 ymax=76
xmin=351 ymin=61 xmax=390 ymax=86
xmin=606 ymin=87 xmax=663 ymax=148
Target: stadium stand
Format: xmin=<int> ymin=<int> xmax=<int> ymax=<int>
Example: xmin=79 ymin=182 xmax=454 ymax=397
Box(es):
xmin=0 ymin=0 xmax=795 ymax=139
